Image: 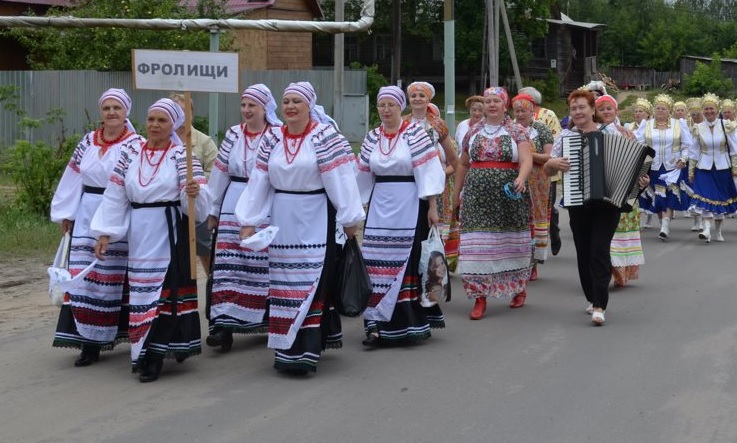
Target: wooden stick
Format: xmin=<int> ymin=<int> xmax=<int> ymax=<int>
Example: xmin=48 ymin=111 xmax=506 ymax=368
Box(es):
xmin=184 ymin=91 xmax=197 ymax=279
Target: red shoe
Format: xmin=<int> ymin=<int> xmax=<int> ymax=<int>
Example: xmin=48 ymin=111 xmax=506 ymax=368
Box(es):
xmin=529 ymin=267 xmax=538 ymax=282
xmin=469 ymin=297 xmax=487 ymax=320
xmin=509 ymin=290 xmax=527 ymax=308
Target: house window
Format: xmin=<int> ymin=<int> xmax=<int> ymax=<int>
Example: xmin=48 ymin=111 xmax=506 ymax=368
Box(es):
xmin=346 ymin=35 xmax=359 ymax=61
xmin=432 ymin=35 xmax=443 ymax=62
xmin=374 ymin=35 xmax=391 ymax=61
xmin=531 ymin=38 xmax=546 ymax=59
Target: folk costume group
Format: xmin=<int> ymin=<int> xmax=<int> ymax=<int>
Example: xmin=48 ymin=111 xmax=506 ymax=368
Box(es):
xmin=51 ymin=78 xmax=737 ymax=381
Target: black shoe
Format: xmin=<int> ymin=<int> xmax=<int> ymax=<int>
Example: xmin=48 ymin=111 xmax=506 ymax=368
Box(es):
xmin=74 ymin=345 xmax=101 ymax=367
xmin=362 ymin=333 xmax=381 ymax=348
xmin=139 ymin=359 xmax=163 ymax=383
xmin=206 ymin=330 xmax=233 ymax=353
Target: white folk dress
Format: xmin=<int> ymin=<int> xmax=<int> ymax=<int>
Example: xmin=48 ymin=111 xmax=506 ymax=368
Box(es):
xmin=90 ymin=141 xmax=211 ymax=370
xmin=357 ymin=122 xmax=445 ymax=343
xmin=51 ymin=131 xmax=140 ymax=351
xmin=235 ymin=122 xmax=364 ymax=372
xmin=207 ymin=124 xmax=273 ymax=334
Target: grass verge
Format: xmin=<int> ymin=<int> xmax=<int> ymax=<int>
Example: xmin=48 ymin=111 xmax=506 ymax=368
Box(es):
xmin=0 ymin=201 xmax=59 ymax=263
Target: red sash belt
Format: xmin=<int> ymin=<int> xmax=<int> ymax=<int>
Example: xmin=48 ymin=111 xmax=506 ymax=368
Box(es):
xmin=470 ymin=161 xmax=519 ymax=169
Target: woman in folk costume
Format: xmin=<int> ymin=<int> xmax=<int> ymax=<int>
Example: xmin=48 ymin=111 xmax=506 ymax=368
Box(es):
xmin=51 ymin=88 xmax=140 ymax=367
xmin=687 ymin=93 xmax=737 ymax=243
xmin=453 ymin=86 xmax=533 ymax=320
xmin=624 ymin=98 xmax=655 ymax=229
xmin=673 ymin=101 xmax=688 ymax=121
xmin=235 ymin=81 xmax=364 ymax=375
xmin=403 ymin=81 xmax=459 ymax=243
xmin=205 ymin=84 xmax=282 ymax=352
xmin=683 ymin=97 xmax=705 ymax=231
xmin=634 ymin=94 xmax=693 ymax=240
xmin=519 ymin=86 xmax=564 ymax=257
xmin=455 ymin=95 xmax=484 ymax=150
xmin=721 ymin=99 xmax=736 ymax=121
xmin=357 ymin=86 xmax=445 ymax=348
xmin=91 ymin=98 xmax=210 ymax=382
xmin=594 ymin=95 xmax=644 ymax=288
xmin=512 ymin=93 xmax=553 ymax=281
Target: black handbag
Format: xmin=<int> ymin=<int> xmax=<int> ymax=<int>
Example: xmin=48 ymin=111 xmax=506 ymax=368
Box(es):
xmin=335 ymin=237 xmax=372 ymax=317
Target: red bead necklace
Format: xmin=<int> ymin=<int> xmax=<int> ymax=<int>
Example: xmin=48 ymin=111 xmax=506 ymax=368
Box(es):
xmin=95 ymin=127 xmax=129 ymax=156
xmin=138 ymin=141 xmax=172 ymax=187
xmin=379 ymin=119 xmax=410 ymax=156
xmin=282 ymin=120 xmax=316 ymax=164
xmin=241 ymin=123 xmax=268 ymax=162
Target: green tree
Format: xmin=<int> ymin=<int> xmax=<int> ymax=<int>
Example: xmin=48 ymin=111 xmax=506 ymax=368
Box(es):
xmin=6 ymin=0 xmax=231 ymax=71
xmin=683 ymin=56 xmax=733 ymax=96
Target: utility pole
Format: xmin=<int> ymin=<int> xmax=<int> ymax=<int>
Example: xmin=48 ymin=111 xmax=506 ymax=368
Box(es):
xmin=500 ymin=1 xmax=522 ymax=90
xmin=334 ymin=0 xmax=345 ymax=129
xmin=209 ymin=29 xmax=220 ymax=142
xmin=443 ymin=0 xmax=455 ymax=135
xmin=487 ymin=0 xmax=498 ymax=86
xmin=391 ymin=0 xmax=401 ymax=86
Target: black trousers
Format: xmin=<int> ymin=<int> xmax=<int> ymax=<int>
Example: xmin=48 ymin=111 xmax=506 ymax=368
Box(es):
xmin=568 ymin=203 xmax=621 ymax=310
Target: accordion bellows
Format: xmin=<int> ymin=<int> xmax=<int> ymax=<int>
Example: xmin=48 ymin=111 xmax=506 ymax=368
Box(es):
xmin=563 ymin=132 xmax=655 ymax=211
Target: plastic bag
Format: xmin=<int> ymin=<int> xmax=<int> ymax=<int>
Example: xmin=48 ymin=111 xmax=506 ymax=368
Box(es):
xmin=335 ymin=237 xmax=372 ymax=317
xmin=47 ymin=233 xmax=71 ymax=306
xmin=419 ymin=226 xmax=451 ymax=307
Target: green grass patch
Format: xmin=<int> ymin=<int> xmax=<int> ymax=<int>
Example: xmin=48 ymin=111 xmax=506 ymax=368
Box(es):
xmin=0 ymin=171 xmax=60 ymax=262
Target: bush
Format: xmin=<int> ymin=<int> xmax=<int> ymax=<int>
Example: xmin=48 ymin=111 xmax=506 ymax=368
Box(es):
xmin=0 ymin=85 xmax=79 ymax=215
xmin=523 ymin=70 xmax=561 ymax=103
xmin=350 ymin=61 xmax=387 ymax=126
xmin=683 ymin=56 xmax=734 ymax=97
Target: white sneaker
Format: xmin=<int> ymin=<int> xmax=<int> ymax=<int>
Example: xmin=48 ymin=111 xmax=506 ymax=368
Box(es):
xmin=591 ymin=310 xmax=606 ymax=326
xmin=585 ymin=303 xmax=594 ymax=315
xmin=642 ymin=214 xmax=652 ymax=229
xmin=699 ymin=221 xmax=712 ymax=243
xmin=659 ymin=217 xmax=670 ymax=240
xmin=691 ymin=217 xmax=703 ymax=231
xmin=716 ymin=230 xmax=725 ymax=242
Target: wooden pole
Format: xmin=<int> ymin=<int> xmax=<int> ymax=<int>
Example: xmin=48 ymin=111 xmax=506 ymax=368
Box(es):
xmin=500 ymin=1 xmax=522 ymax=90
xmin=184 ymin=91 xmax=197 ymax=279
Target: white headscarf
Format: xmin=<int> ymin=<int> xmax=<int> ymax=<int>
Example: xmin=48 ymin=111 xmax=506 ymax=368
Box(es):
xmin=241 ymin=83 xmax=282 ymax=127
xmin=98 ymin=88 xmax=136 ymax=133
xmin=283 ymin=81 xmax=339 ymax=131
xmin=147 ymin=98 xmax=185 ymax=146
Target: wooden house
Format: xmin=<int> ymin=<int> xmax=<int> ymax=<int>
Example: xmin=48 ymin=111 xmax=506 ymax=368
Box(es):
xmin=527 ymin=11 xmax=606 ymax=96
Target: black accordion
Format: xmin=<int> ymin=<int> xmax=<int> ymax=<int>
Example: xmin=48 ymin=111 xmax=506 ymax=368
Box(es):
xmin=562 ymin=131 xmax=655 ymax=211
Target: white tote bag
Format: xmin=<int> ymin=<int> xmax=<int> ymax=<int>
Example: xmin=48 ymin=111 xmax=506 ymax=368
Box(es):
xmin=47 ymin=233 xmax=71 ymax=306
xmin=47 ymin=234 xmax=99 ymax=306
xmin=418 ymin=226 xmax=450 ymax=307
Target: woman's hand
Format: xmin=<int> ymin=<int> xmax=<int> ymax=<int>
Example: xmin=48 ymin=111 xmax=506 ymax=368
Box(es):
xmin=344 ymin=225 xmax=358 ymax=240
xmin=94 ymin=236 xmax=110 ymax=261
xmin=444 ymin=164 xmax=455 ymax=176
xmin=207 ymin=215 xmax=218 ymax=230
xmin=185 ymin=179 xmax=200 ymax=197
xmin=638 ymin=174 xmax=650 ymax=190
xmin=61 ymin=219 xmax=72 ymax=235
xmin=513 ymin=176 xmax=527 ymax=194
xmin=240 ymin=226 xmax=255 ymax=240
xmin=676 ymin=159 xmax=686 ymax=169
xmin=428 ymin=204 xmax=440 ymax=227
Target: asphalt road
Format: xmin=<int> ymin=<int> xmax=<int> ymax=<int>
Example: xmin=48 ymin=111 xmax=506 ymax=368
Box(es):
xmin=2 ymin=212 xmax=737 ymax=443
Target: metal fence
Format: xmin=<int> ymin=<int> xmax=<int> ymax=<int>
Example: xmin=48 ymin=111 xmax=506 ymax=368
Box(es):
xmin=0 ymin=69 xmax=367 ymax=148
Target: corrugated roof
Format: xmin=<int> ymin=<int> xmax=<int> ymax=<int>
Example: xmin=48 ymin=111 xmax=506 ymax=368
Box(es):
xmin=546 ymin=12 xmax=606 ymax=30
